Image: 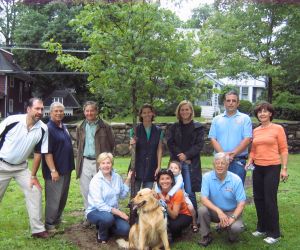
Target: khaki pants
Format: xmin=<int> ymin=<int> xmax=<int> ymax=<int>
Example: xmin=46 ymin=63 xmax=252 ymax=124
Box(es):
xmin=79 ymin=158 xmax=97 ymax=210
xmin=198 ymin=206 xmax=244 ymax=241
xmin=0 ymin=161 xmax=45 ymax=234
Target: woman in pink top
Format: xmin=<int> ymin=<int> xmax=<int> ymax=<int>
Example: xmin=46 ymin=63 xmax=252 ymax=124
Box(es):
xmin=245 ymin=101 xmax=289 ymax=245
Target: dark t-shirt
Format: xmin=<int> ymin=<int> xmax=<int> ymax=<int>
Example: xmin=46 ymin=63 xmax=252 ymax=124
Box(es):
xmin=180 ymin=121 xmax=194 ymax=153
xmin=42 ymin=120 xmax=75 ymax=179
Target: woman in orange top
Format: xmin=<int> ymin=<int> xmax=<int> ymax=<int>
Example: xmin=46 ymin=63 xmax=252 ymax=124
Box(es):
xmin=246 ymin=101 xmax=289 ymax=245
xmin=156 ymin=169 xmax=192 ymax=242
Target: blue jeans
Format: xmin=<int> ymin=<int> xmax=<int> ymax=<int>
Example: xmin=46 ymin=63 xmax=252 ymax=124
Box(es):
xmin=228 ymin=158 xmax=246 ymax=184
xmin=135 ymin=180 xmax=154 ymax=193
xmin=181 ymin=162 xmax=197 ymax=210
xmin=87 ymin=210 xmax=130 ymax=241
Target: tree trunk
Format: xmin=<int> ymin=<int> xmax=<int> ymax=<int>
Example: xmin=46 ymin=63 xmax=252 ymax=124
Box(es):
xmin=132 ymin=80 xmax=138 ymax=125
xmin=129 ymin=80 xmax=137 ymax=225
xmin=267 ymin=76 xmax=273 ymax=104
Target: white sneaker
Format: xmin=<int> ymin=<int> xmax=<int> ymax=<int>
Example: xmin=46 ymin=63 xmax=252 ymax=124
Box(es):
xmin=264 ymin=237 xmax=280 ymax=244
xmin=252 ymin=231 xmax=266 ymax=237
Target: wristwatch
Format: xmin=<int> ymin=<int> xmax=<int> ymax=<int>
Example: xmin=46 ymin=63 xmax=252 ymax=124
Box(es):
xmin=229 ymin=214 xmax=237 ymax=220
xmin=50 ymin=168 xmax=56 ymax=173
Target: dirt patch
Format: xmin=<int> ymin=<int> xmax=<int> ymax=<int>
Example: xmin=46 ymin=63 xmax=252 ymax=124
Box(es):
xmin=63 ymin=223 xmax=121 ymax=250
xmin=62 ymin=221 xmax=200 ymax=249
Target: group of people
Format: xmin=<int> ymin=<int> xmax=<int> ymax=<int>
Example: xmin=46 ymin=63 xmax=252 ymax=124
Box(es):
xmin=0 ymin=99 xmax=113 ymax=239
xmin=0 ymin=90 xmax=289 ymax=247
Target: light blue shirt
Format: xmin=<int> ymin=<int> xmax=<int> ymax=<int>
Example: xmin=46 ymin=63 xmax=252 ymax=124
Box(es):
xmin=208 ymin=110 xmax=252 ymax=156
xmin=86 ymin=169 xmax=129 ymax=216
xmin=83 ymin=121 xmax=97 ymax=158
xmin=201 ymin=170 xmax=246 ymax=211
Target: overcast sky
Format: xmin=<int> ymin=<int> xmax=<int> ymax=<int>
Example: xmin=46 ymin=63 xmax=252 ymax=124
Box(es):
xmin=159 ymin=0 xmax=214 ymax=21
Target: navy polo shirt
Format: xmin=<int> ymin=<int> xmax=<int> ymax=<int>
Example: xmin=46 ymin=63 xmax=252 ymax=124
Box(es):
xmin=42 ymin=120 xmax=75 ymax=179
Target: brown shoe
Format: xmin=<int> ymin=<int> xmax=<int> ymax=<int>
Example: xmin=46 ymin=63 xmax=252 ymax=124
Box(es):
xmin=198 ymin=233 xmax=213 ymax=247
xmin=32 ymin=231 xmax=50 ymax=239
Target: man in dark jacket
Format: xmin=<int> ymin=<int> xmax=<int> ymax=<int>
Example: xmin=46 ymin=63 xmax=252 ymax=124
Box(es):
xmin=76 ymin=101 xmax=115 ymax=226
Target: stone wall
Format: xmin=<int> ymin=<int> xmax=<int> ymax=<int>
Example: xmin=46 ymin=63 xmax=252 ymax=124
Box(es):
xmin=67 ymin=121 xmax=300 ymax=157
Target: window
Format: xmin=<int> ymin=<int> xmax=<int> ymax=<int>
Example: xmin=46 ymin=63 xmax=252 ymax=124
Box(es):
xmin=10 ymin=77 xmax=14 ymax=87
xmin=241 ymin=87 xmax=248 ymax=100
xmin=9 ymin=99 xmax=13 ymax=113
xmin=53 ymin=97 xmax=63 ymax=104
xmin=19 ymin=82 xmax=23 ymax=103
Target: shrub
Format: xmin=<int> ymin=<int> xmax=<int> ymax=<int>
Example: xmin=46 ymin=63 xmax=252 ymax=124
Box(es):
xmin=238 ymin=100 xmax=253 ymax=115
xmin=273 ymin=103 xmax=300 ymax=121
xmin=273 ymin=92 xmax=300 ymax=121
xmin=194 ymin=105 xmax=202 ymax=117
xmin=153 ymin=102 xmax=178 ymax=116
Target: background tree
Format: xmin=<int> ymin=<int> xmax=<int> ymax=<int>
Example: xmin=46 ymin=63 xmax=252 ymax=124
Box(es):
xmin=195 ymin=2 xmax=300 ymax=103
xmin=0 ymin=0 xmax=17 ymax=45
xmin=185 ymin=3 xmax=214 ymax=29
xmin=46 ymin=2 xmax=199 ymax=122
xmin=274 ymin=5 xmax=300 ymax=95
xmin=12 ymin=1 xmax=88 ymax=102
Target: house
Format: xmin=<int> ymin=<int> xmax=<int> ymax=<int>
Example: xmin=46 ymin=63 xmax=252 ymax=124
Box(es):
xmin=43 ymin=89 xmax=81 ymax=116
xmin=0 ymin=49 xmax=32 ymax=118
xmin=196 ymin=72 xmax=266 ymax=119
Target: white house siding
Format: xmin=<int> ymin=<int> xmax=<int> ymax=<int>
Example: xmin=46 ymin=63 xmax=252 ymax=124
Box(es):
xmin=221 ymin=77 xmax=266 ymax=102
xmin=197 ymin=73 xmax=266 ymax=119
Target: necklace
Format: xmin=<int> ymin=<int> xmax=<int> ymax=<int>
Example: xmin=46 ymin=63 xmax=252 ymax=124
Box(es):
xmin=261 ymin=122 xmax=272 ymax=128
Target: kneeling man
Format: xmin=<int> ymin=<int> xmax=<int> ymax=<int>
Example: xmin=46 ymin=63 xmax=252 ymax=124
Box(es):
xmin=198 ymin=152 xmax=246 ymax=247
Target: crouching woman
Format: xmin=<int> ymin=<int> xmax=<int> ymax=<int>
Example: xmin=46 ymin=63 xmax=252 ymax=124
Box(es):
xmin=156 ymin=169 xmax=192 ymax=242
xmin=86 ymin=152 xmax=132 ymax=244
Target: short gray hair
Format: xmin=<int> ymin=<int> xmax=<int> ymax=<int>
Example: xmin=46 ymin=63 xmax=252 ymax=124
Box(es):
xmin=50 ymin=102 xmax=65 ymax=112
xmin=83 ymin=101 xmax=98 ymax=112
xmin=214 ymin=152 xmax=230 ymax=163
xmin=224 ymin=90 xmax=239 ymax=102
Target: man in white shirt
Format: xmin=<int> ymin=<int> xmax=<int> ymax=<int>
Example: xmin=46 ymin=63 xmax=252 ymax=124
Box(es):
xmin=0 ymin=98 xmax=49 ymax=239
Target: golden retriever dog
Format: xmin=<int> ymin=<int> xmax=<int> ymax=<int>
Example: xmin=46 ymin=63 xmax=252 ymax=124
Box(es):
xmin=116 ymin=188 xmax=170 ymax=250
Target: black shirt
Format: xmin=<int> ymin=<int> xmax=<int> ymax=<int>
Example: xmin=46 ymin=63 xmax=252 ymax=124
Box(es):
xmin=42 ymin=120 xmax=75 ymax=179
xmin=180 ymin=121 xmax=194 ymax=153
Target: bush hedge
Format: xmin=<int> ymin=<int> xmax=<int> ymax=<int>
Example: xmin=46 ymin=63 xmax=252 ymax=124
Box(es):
xmin=194 ymin=105 xmax=202 ymax=117
xmin=273 ymin=103 xmax=300 ymax=121
xmin=154 ymin=103 xmax=202 ymax=117
xmin=239 ymin=100 xmax=253 ymax=115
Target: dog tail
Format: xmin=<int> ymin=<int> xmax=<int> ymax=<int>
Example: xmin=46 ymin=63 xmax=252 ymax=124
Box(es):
xmin=116 ymin=238 xmax=129 ymax=249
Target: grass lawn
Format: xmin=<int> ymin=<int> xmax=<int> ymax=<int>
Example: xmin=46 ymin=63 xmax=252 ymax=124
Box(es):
xmin=0 ymin=155 xmax=299 ymax=249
